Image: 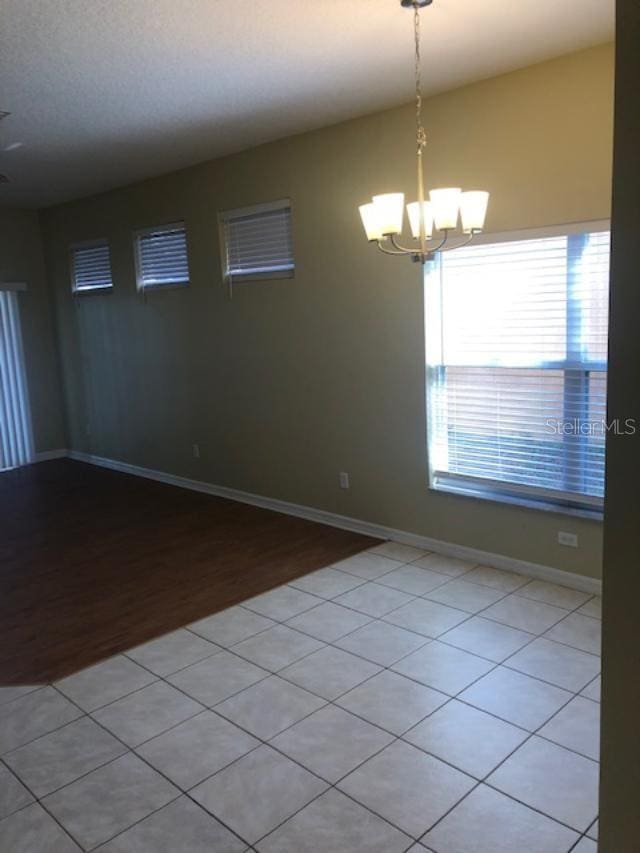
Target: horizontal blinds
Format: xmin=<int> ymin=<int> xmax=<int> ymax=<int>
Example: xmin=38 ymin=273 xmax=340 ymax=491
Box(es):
xmin=430 ymin=230 xmax=610 ymax=507
xmin=72 ymin=241 xmax=113 ymax=291
xmin=137 ymin=223 xmax=189 ymax=288
xmin=0 ymin=291 xmax=34 ymax=470
xmin=223 ymin=204 xmax=294 ymax=280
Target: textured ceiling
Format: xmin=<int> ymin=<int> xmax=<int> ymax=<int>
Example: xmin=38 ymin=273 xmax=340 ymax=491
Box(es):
xmin=0 ymin=0 xmax=614 ymax=208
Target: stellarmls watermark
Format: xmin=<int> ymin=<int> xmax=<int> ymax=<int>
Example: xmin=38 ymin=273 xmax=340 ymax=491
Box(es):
xmin=545 ymin=419 xmax=636 ymax=436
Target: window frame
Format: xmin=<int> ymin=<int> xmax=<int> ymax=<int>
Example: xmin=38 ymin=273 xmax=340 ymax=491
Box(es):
xmin=70 ymin=238 xmax=114 ymax=295
xmin=425 ymin=219 xmax=610 ymax=520
xmin=217 ymin=198 xmax=295 ymax=286
xmin=133 ymin=221 xmax=190 ymax=292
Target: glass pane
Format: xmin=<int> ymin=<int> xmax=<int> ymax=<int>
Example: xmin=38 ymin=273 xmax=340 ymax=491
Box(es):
xmin=438 ymin=366 xmax=569 ymax=492
xmin=576 ymin=231 xmax=610 ymax=364
xmin=441 ymin=236 xmax=568 ymax=367
xmin=428 ymin=228 xmax=611 ymax=505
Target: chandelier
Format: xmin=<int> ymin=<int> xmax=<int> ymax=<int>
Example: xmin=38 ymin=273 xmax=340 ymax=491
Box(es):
xmin=359 ymin=0 xmax=490 ymax=264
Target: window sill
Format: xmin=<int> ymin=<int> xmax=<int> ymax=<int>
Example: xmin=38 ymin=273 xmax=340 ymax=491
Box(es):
xmin=72 ymin=286 xmax=113 ymax=296
xmin=138 ymin=281 xmax=190 ymax=292
xmin=227 ymin=270 xmax=295 ymax=284
xmin=429 ymin=481 xmax=604 ymax=522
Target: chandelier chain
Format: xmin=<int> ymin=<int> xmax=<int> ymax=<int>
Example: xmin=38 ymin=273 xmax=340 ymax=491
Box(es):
xmin=357 ymin=0 xmax=490 ymax=263
xmin=414 ymin=2 xmax=427 ymax=152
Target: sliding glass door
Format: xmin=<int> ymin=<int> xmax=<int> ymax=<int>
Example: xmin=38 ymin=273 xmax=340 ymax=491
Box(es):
xmin=0 ymin=290 xmax=34 ymax=470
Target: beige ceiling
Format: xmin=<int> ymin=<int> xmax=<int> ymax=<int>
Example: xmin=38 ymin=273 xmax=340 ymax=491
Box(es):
xmin=0 ymin=0 xmax=614 ymax=209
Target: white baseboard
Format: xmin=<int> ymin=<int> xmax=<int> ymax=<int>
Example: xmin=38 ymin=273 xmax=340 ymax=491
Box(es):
xmin=65 ymin=449 xmax=602 ymax=596
xmin=35 ymin=449 xmax=68 ymax=462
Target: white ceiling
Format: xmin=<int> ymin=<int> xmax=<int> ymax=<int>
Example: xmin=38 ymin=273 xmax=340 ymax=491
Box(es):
xmin=0 ymin=0 xmax=614 ymax=209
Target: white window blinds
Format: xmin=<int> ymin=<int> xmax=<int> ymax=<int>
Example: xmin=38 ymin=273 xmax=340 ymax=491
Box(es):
xmin=0 ymin=290 xmax=34 ymax=470
xmin=71 ymin=240 xmax=113 ymax=292
xmin=426 ymin=225 xmax=610 ymax=512
xmin=220 ymin=200 xmax=294 ymax=282
xmin=134 ymin=222 xmax=190 ymax=289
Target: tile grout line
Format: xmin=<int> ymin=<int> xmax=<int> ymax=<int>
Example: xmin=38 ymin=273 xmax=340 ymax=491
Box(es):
xmin=305 ymin=558 xmax=602 ymax=841
xmin=180 ymin=569 xmax=600 ymax=843
xmin=43 ymin=685 xmax=252 ymax=852
xmin=287 ymin=559 xmax=600 ymax=657
xmin=171 ymin=569 xmax=581 ymax=850
xmin=0 ymin=685 xmax=45 ymax=710
xmin=142 ymin=561 xmax=602 ymax=792
xmin=0 ymin=702 xmax=590 ymax=848
xmin=1 ymin=726 xmax=101 ymax=851
xmin=0 ymin=757 xmax=53 ymax=825
xmin=0 ymin=550 xmax=601 ymax=849
xmin=0 ymin=592 xmax=595 ymax=781
xmin=416 ymin=669 xmax=598 ymax=846
xmin=123 ymin=643 xmax=224 ymax=679
xmin=155 ymin=599 xmax=595 ymax=843
xmin=411 ymin=589 xmax=601 ymax=844
xmin=41 ymin=607 xmax=440 ymax=847
xmin=234 ymin=556 xmax=600 ymax=659
xmin=270 ymin=565 xmax=600 ymax=712
xmin=47 ymin=641 xmax=378 ymax=848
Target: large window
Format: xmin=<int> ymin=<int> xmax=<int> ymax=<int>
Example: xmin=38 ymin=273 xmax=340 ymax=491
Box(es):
xmin=426 ymin=223 xmax=610 ymax=514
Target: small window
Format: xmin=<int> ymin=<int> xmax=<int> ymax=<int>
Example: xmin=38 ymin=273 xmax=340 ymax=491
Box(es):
xmin=134 ymin=222 xmax=190 ymax=290
xmin=219 ymin=199 xmax=294 ymax=283
xmin=70 ymin=239 xmax=113 ymax=293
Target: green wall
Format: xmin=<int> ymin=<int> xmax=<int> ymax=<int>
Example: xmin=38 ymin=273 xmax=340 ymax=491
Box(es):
xmin=41 ymin=44 xmax=614 ymax=580
xmin=0 ymin=208 xmax=65 ymax=453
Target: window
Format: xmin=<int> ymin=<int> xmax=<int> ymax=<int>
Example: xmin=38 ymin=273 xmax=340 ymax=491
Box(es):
xmin=0 ymin=289 xmax=34 ymax=470
xmin=70 ymin=239 xmax=113 ymax=293
xmin=134 ymin=222 xmax=190 ymax=290
xmin=219 ymin=199 xmax=294 ymax=283
xmin=426 ymin=223 xmax=610 ymax=515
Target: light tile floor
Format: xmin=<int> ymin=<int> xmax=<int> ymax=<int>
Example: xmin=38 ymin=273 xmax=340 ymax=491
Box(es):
xmin=0 ymin=543 xmax=601 ymax=852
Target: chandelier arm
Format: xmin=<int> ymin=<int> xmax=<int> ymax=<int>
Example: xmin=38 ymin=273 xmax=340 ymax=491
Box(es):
xmin=425 ymin=228 xmax=450 ymax=253
xmin=376 ymin=240 xmax=409 ymax=256
xmin=437 ymin=231 xmax=479 ymax=253
xmin=389 ymin=234 xmax=418 ymax=254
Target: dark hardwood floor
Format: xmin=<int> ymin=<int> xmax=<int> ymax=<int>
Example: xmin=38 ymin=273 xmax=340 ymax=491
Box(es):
xmin=0 ymin=459 xmax=378 ymax=684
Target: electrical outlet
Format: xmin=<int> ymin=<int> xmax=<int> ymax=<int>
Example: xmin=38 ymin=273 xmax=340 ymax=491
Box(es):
xmin=192 ymin=443 xmax=200 ymax=459
xmin=558 ymin=531 xmax=578 ymax=548
xmin=339 ymin=472 xmax=350 ymax=489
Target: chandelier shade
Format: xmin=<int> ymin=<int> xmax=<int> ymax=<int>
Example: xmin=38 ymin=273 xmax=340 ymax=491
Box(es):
xmin=358 ymin=1 xmax=490 ymax=264
xmin=429 ymin=188 xmax=462 ymax=231
xmin=359 ymin=202 xmax=386 ymax=242
xmin=371 ymin=193 xmax=405 ymax=236
xmin=460 ymin=190 xmax=490 ymax=234
xmin=407 ymin=201 xmax=434 ymax=240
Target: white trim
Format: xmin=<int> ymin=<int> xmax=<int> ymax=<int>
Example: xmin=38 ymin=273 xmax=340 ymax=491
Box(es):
xmin=218 ymin=198 xmax=291 ymax=221
xmin=472 ymin=219 xmax=611 ymax=246
xmin=133 ymin=221 xmax=186 ymax=239
xmin=66 ymin=450 xmax=602 ymax=595
xmin=35 ymin=449 xmax=68 ymax=462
